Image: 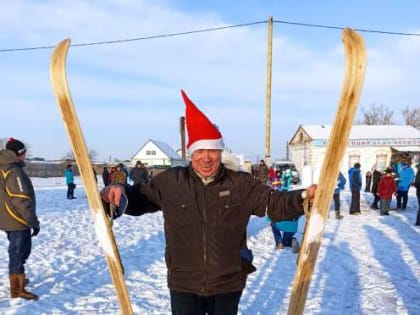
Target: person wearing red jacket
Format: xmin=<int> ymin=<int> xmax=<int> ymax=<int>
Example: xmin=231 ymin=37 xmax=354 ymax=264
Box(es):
xmin=377 ymin=168 xmax=397 ymax=216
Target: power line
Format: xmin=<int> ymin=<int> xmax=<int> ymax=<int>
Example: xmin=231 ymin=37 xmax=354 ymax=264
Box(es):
xmin=0 ymin=21 xmax=266 ymax=52
xmin=274 ymin=19 xmax=420 ymax=36
xmin=1 ymin=19 xmax=419 ymax=53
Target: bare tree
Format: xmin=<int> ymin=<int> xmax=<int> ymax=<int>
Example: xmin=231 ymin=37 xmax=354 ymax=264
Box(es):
xmin=356 ymin=103 xmax=394 ymax=125
xmin=0 ymin=137 xmax=7 ymax=149
xmin=401 ymin=106 xmax=420 ymax=129
xmin=62 ymin=148 xmax=98 ymax=161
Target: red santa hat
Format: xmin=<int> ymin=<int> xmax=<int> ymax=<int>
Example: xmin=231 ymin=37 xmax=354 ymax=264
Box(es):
xmin=181 ymin=89 xmax=224 ymax=154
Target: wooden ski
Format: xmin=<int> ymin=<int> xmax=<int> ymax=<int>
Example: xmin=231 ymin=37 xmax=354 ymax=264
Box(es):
xmin=287 ymin=28 xmax=366 ymax=315
xmin=49 ymin=39 xmax=133 ymax=315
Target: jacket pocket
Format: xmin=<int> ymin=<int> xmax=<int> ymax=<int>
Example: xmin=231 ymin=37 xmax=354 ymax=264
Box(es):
xmin=217 ymin=197 xmax=243 ymax=227
xmin=172 ymin=202 xmax=193 ymax=226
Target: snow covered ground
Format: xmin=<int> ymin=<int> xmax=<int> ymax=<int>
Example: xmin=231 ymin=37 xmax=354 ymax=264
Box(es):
xmin=0 ymin=177 xmax=419 ymax=315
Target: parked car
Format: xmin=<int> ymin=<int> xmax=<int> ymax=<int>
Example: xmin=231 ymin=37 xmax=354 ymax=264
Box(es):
xmin=272 ymin=160 xmax=300 ymax=184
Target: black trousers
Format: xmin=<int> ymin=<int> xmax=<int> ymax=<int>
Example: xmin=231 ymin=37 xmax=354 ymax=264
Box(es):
xmin=396 ymin=190 xmax=408 ymax=209
xmin=170 ymin=290 xmax=242 ymax=315
xmin=370 ymin=193 xmax=380 ymax=209
xmin=333 ymin=192 xmax=340 ymax=211
xmin=350 ymin=189 xmax=360 ymax=214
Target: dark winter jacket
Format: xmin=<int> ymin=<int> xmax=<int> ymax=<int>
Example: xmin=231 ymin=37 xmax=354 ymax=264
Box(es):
xmin=102 ymin=167 xmax=110 ymax=186
xmin=123 ymin=164 xmax=306 ymax=296
xmin=377 ymin=175 xmax=396 ymax=199
xmin=415 ymin=168 xmax=420 ymax=191
xmin=129 ymin=166 xmax=149 ymax=185
xmin=0 ymin=149 xmax=39 ymax=231
xmin=371 ymin=170 xmax=382 ymax=194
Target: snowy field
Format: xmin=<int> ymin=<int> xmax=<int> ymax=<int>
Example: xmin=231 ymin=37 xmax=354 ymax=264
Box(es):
xmin=0 ymin=177 xmax=419 ymax=315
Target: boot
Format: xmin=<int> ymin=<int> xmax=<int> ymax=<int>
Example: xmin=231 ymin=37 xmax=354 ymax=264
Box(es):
xmin=9 ymin=273 xmax=39 ymax=300
xmin=415 ymin=210 xmax=420 ymax=226
xmin=335 ymin=210 xmax=343 ymax=220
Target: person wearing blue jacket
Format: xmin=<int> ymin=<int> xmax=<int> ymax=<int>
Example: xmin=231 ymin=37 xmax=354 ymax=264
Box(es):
xmin=333 ymin=172 xmax=347 ymax=219
xmin=64 ymin=164 xmax=76 ymax=199
xmin=396 ymin=162 xmax=414 ymax=210
xmin=348 ymin=163 xmax=362 ymax=215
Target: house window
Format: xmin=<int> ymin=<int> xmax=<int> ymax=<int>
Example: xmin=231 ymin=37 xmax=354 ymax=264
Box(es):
xmin=348 ymin=154 xmax=360 ymax=168
xmin=376 ymin=153 xmax=387 ymax=171
xmin=146 ymin=150 xmax=156 ymax=155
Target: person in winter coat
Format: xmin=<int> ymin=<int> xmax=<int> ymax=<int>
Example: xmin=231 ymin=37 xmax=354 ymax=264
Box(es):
xmin=395 ymin=162 xmax=415 ymax=210
xmin=64 ymin=164 xmax=76 ymax=199
xmin=118 ymin=163 xmax=129 ymax=184
xmin=102 ymin=166 xmax=110 ymax=186
xmin=0 ymin=138 xmax=39 ymax=300
xmin=268 ymin=168 xmax=296 ymax=250
xmin=129 ymin=161 xmax=150 ymax=185
xmin=111 ymin=165 xmax=127 ymax=184
xmin=370 ymin=167 xmax=382 ymax=209
xmin=365 ymin=171 xmax=372 ymax=192
xmin=348 ymin=163 xmax=362 ymax=215
xmin=414 ymin=163 xmax=420 ymax=225
xmin=270 ymin=169 xmax=282 ymax=191
xmin=100 ymin=90 xmax=317 ymax=315
xmin=377 ymin=168 xmax=397 ymax=216
xmin=255 ymin=159 xmax=269 ymax=184
xmin=333 ymin=171 xmax=346 ymax=219
xmin=280 ymin=169 xmax=292 ymax=191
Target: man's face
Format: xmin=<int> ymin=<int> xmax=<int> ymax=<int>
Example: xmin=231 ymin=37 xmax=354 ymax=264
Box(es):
xmin=191 ymin=149 xmax=222 ymax=178
xmin=18 ymin=152 xmax=26 ymax=161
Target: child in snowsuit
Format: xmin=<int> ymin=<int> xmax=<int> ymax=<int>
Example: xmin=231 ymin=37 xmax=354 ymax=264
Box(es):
xmin=377 ymin=168 xmax=396 ymax=215
xmin=270 ymin=169 xmax=282 ymax=191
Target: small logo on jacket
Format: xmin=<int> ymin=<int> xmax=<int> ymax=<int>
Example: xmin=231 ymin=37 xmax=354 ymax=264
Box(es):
xmin=219 ymin=190 xmax=230 ymax=197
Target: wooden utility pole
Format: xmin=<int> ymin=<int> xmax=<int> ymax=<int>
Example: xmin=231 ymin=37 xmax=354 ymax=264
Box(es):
xmin=265 ymin=16 xmax=273 ymax=165
xmin=180 ymin=116 xmax=186 ymax=160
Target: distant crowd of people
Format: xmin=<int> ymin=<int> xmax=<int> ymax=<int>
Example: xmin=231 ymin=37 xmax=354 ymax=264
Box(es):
xmin=258 ymin=158 xmax=420 ymax=254
xmin=348 ymin=161 xmax=417 ymax=219
xmin=100 ymin=160 xmax=151 ymax=187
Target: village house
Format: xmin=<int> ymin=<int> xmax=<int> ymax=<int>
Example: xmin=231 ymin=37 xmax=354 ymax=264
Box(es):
xmin=288 ymin=124 xmax=420 ymax=185
xmin=130 ymin=139 xmax=186 ymax=168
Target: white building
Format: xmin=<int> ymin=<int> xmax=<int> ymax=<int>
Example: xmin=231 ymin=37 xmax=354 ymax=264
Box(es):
xmin=289 ymin=125 xmax=420 ymax=184
xmin=130 ymin=139 xmax=186 ymax=167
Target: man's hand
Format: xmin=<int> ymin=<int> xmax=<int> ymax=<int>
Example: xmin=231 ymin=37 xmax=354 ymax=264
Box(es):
xmin=306 ymin=184 xmax=317 ymax=206
xmin=31 ymin=227 xmax=40 ymax=237
xmin=100 ymin=184 xmax=124 ymax=207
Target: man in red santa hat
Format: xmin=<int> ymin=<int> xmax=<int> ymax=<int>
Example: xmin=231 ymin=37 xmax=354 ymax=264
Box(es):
xmin=102 ymin=90 xmax=316 ymax=314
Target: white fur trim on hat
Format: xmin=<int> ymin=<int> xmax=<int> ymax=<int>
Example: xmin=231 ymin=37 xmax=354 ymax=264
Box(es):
xmin=187 ymin=138 xmax=225 ymax=155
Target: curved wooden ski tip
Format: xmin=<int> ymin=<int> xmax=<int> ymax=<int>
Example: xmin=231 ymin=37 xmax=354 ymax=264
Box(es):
xmin=49 ymin=39 xmax=134 ymax=315
xmin=287 ymin=28 xmax=366 ymax=315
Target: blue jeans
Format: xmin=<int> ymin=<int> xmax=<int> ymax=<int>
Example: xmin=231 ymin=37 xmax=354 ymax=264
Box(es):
xmin=270 ymin=223 xmax=294 ymax=247
xmin=6 ymin=230 xmax=32 ymax=274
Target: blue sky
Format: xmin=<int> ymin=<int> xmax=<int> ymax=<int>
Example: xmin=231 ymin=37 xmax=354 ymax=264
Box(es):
xmin=1 ymin=1 xmax=420 ymax=162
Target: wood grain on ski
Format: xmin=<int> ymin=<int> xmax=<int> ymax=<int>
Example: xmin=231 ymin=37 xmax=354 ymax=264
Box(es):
xmin=49 ymin=38 xmax=133 ymax=315
xmin=287 ymin=28 xmax=366 ymax=315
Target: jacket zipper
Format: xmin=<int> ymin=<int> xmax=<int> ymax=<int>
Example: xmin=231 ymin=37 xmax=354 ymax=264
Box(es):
xmin=201 ymin=187 xmax=208 ymax=293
